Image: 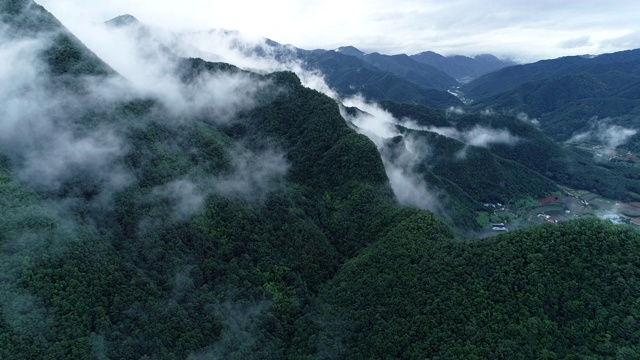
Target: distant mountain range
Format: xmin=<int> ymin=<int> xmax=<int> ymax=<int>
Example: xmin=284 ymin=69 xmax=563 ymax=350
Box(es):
xmin=410 ymin=51 xmax=517 ymax=83
xmin=464 ymin=49 xmax=640 ymax=150
xmin=102 ymin=13 xmax=640 ymax=203
xmin=298 ymin=49 xmax=462 ymax=108
xmin=104 ymin=15 xmax=514 ymax=108
xmin=4 ymin=3 xmax=640 ymax=359
xmin=335 ymin=46 xmax=516 ymax=84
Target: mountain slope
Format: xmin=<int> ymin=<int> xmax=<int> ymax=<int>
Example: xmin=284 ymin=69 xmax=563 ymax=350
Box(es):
xmin=2 ymin=0 xmax=113 ymax=77
xmin=301 ymin=218 xmax=640 ymax=358
xmin=0 ymin=3 xmax=432 ymax=358
xmin=302 ymin=50 xmax=462 ymax=108
xmin=334 ymin=47 xmax=460 ymax=90
xmin=4 ymin=3 xmax=640 ymax=360
xmin=464 ymin=49 xmax=640 ymax=100
xmin=462 ymin=50 xmax=640 ymax=160
xmin=411 ymin=50 xmax=516 ymax=82
xmin=381 ymin=102 xmax=640 ymax=201
xmin=1 ymin=0 xmax=61 ymax=36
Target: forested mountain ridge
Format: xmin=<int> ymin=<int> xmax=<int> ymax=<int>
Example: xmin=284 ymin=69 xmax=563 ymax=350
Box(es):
xmin=0 ymin=2 xmax=425 ymax=358
xmin=105 ymin=16 xmax=463 ymax=109
xmin=410 ymin=50 xmax=517 ymax=82
xmin=377 ymin=102 xmax=640 ymax=202
xmin=463 ymin=49 xmax=640 ymax=148
xmin=302 ymin=218 xmax=640 ymax=359
xmin=2 ymin=2 xmax=640 ymax=359
xmin=464 ymin=49 xmax=640 ymax=100
xmin=300 ymin=50 xmax=462 ymax=108
xmin=334 ymin=46 xmax=460 ymax=90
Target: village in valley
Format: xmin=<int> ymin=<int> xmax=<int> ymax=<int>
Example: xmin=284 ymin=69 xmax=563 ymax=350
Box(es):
xmin=477 ymin=140 xmax=640 ymax=236
xmin=478 ymin=186 xmax=640 ymax=236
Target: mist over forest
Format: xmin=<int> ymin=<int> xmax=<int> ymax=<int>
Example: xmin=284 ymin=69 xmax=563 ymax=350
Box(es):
xmin=2 ymin=1 xmax=640 ymax=359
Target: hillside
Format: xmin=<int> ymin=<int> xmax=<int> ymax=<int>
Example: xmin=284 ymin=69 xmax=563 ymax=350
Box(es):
xmin=411 ymin=51 xmax=517 ymax=82
xmin=0 ymin=2 xmax=420 ymax=358
xmin=379 ymin=102 xmax=640 ymax=202
xmin=105 ymin=18 xmax=462 ymax=109
xmin=464 ymin=49 xmax=640 ymax=100
xmin=463 ymin=50 xmax=640 ymax=148
xmin=293 ymin=50 xmax=463 ymax=108
xmin=3 ymin=2 xmax=640 ymax=360
xmin=333 ymin=47 xmax=460 ymax=90
xmin=300 ymin=218 xmax=640 ymax=359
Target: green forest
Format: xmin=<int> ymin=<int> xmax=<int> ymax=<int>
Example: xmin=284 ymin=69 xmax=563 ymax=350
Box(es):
xmin=2 ymin=1 xmax=640 ymax=359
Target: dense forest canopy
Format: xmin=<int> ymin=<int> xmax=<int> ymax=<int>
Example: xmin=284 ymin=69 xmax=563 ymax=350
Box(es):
xmin=2 ymin=1 xmax=640 ymax=359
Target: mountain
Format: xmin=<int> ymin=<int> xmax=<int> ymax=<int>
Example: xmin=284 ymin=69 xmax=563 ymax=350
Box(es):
xmin=380 ymin=101 xmax=640 ymax=202
xmin=300 ymin=217 xmax=640 ymax=358
xmin=335 ymin=46 xmax=460 ymax=90
xmin=1 ymin=0 xmax=62 ymax=37
xmin=3 ymin=2 xmax=640 ymax=359
xmin=463 ymin=49 xmax=640 ymax=150
xmin=335 ymin=45 xmax=365 ymax=57
xmin=300 ymin=50 xmax=462 ymax=108
xmin=105 ymin=20 xmax=462 ymax=109
xmin=105 ymin=13 xmax=140 ymax=27
xmin=411 ymin=50 xmax=517 ymax=82
xmin=1 ymin=0 xmax=113 ymax=77
xmin=464 ymin=49 xmax=640 ymax=100
xmin=0 ymin=3 xmax=420 ymax=358
xmin=361 ymin=52 xmax=458 ymax=90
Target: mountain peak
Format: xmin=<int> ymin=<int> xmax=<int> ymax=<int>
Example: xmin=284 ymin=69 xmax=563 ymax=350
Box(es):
xmin=336 ymin=46 xmax=365 ymax=57
xmin=0 ymin=0 xmax=62 ymax=36
xmin=105 ymin=14 xmax=141 ymax=27
xmin=413 ymin=50 xmax=445 ymax=58
xmin=1 ymin=0 xmax=32 ymax=15
xmin=410 ymin=51 xmax=516 ymax=82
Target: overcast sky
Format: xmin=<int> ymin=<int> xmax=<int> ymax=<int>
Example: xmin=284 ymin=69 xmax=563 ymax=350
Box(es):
xmin=38 ymin=0 xmax=640 ymax=63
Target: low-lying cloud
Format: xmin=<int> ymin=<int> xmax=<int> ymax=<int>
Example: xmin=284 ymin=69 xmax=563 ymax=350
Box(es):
xmin=214 ymin=149 xmax=289 ymax=202
xmin=516 ymin=112 xmax=540 ymax=126
xmin=152 ymin=178 xmax=207 ymax=220
xmin=599 ymin=125 xmax=637 ymax=149
xmin=400 ymin=120 xmax=520 ymax=148
xmin=340 ymin=96 xmax=447 ymax=214
xmin=446 ymin=106 xmax=465 ymax=116
xmin=1 ymin=9 xmax=523 ymax=234
xmin=92 ymin=19 xmax=348 ymax=104
xmin=84 ymin=20 xmax=272 ymax=124
xmin=567 ymin=119 xmax=637 ymax=149
xmin=0 ymin=31 xmax=132 ymax=196
xmin=339 ymin=94 xmax=521 ymax=214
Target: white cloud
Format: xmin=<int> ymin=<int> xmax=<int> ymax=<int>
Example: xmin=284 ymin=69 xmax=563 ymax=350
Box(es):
xmin=341 ymin=95 xmax=400 ymax=146
xmin=214 ymin=149 xmax=289 ymax=201
xmin=399 ymin=121 xmax=520 ymax=148
xmin=337 ymin=93 xmax=520 ymax=213
xmin=54 ymin=20 xmax=271 ymax=124
xmin=516 ymin=112 xmax=540 ymax=127
xmin=463 ymin=126 xmax=520 ymax=148
xmin=152 ymin=179 xmax=207 ymax=220
xmin=567 ymin=120 xmax=637 ymax=149
xmin=599 ymin=125 xmax=637 ymax=149
xmin=384 ymin=160 xmax=444 ymax=213
xmin=446 ymin=106 xmax=465 ymax=116
xmin=0 ymin=32 xmax=132 ymax=194
xmin=558 ymin=35 xmax=591 ymax=49
xmin=38 ymin=0 xmax=640 ymax=62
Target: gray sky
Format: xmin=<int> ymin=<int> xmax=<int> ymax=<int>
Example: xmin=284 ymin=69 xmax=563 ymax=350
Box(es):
xmin=38 ymin=0 xmax=640 ymax=62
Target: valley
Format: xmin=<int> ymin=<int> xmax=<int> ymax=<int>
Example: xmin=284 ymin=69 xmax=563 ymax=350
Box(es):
xmin=2 ymin=1 xmax=640 ymax=359
xmin=478 ymin=186 xmax=640 ymax=236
